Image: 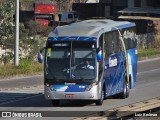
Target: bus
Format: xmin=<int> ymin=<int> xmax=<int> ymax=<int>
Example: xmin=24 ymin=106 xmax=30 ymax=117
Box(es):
xmin=37 ymin=19 xmax=138 ymax=106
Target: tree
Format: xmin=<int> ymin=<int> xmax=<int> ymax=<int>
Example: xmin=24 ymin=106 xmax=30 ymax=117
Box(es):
xmin=0 ymin=1 xmax=48 ymax=64
xmin=0 ymin=1 xmax=15 ymax=64
xmin=19 ymin=22 xmax=46 ymax=61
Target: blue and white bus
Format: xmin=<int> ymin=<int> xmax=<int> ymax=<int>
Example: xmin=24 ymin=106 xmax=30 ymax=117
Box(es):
xmin=38 ymin=19 xmax=138 ymax=106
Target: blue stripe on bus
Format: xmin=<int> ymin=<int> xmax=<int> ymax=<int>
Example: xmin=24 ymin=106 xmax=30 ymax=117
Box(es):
xmin=84 ymin=37 xmax=91 ymax=40
xmin=113 ymin=69 xmax=125 ymax=94
xmin=108 ymin=51 xmax=125 ymax=96
xmin=113 ymin=68 xmax=124 ymax=94
xmin=53 ymin=84 xmax=88 ymax=92
xmin=53 ymin=37 xmax=58 ymax=40
xmin=77 ymin=36 xmax=80 ymax=40
xmin=62 ymin=36 xmax=71 ymax=40
xmin=108 ymin=53 xmax=122 ymax=95
xmin=48 ymin=36 xmax=97 ymax=41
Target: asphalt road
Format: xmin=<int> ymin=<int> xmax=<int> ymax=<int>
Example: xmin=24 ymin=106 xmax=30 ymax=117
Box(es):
xmin=0 ymin=57 xmax=160 ymax=119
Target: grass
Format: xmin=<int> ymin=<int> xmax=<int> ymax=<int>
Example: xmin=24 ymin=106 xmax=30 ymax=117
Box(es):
xmin=0 ymin=59 xmax=43 ymax=79
xmin=138 ymin=48 xmax=160 ymax=58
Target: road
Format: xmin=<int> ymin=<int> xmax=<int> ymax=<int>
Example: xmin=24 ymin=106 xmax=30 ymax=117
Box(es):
xmin=0 ymin=57 xmax=160 ymax=119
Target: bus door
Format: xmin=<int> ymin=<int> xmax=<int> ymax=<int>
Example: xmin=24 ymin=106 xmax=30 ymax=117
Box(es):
xmin=98 ymin=34 xmax=105 ymax=86
xmin=104 ymin=31 xmax=125 ymax=96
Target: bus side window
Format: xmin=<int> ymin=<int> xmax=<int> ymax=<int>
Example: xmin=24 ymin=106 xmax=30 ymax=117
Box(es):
xmin=104 ymin=31 xmax=121 ymax=57
xmin=105 ymin=32 xmax=112 ymax=57
xmin=123 ymin=27 xmax=136 ymax=50
xmin=113 ymin=31 xmax=120 ymax=53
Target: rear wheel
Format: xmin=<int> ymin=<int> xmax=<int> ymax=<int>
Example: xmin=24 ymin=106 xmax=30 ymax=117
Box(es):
xmin=126 ymin=81 xmax=130 ymax=98
xmin=51 ymin=100 xmax=60 ymax=106
xmin=120 ymin=78 xmax=130 ymax=99
xmin=95 ymin=88 xmax=104 ymax=106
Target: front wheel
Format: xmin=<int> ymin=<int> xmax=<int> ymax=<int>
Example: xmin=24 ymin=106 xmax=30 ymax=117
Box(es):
xmin=95 ymin=89 xmax=104 ymax=106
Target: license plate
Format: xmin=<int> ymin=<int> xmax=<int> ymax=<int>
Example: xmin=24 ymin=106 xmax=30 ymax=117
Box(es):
xmin=65 ymin=94 xmax=74 ymax=98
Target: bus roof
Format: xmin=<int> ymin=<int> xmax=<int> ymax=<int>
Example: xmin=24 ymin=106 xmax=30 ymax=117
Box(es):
xmin=48 ymin=19 xmax=135 ymax=38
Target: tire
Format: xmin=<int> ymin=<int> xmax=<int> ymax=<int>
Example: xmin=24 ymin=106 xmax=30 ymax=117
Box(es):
xmin=95 ymin=88 xmax=104 ymax=106
xmin=51 ymin=100 xmax=60 ymax=106
xmin=126 ymin=81 xmax=130 ymax=98
xmin=120 ymin=78 xmax=130 ymax=99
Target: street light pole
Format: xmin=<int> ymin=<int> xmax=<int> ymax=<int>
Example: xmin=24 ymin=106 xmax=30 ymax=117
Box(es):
xmin=14 ymin=0 xmax=19 ymax=66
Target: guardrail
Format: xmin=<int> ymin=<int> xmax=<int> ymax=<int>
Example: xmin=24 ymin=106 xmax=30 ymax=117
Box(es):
xmin=73 ymin=97 xmax=160 ymax=120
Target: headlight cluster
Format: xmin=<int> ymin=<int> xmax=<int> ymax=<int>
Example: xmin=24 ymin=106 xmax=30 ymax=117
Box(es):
xmin=46 ymin=83 xmax=56 ymax=91
xmin=49 ymin=85 xmax=55 ymax=91
xmin=85 ymin=82 xmax=97 ymax=91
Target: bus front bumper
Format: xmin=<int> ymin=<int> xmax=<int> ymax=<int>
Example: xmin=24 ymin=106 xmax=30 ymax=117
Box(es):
xmin=44 ymin=85 xmax=100 ymax=100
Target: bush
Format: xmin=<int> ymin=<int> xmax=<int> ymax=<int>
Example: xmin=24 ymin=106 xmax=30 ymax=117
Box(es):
xmin=27 ymin=20 xmax=41 ymax=36
xmin=0 ymin=60 xmax=43 ymax=78
xmin=154 ymin=22 xmax=160 ymax=48
xmin=138 ymin=48 xmax=160 ymax=58
xmin=19 ymin=59 xmax=32 ymax=73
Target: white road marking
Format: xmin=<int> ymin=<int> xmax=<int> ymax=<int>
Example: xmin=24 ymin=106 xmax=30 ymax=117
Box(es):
xmin=137 ymin=68 xmax=160 ymax=75
xmin=138 ymin=57 xmax=160 ymax=63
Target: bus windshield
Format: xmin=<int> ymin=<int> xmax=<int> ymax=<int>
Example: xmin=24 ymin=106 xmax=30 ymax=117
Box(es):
xmin=45 ymin=41 xmax=97 ymax=82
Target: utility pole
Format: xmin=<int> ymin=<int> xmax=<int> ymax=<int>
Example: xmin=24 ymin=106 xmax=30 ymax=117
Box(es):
xmin=14 ymin=0 xmax=19 ymax=66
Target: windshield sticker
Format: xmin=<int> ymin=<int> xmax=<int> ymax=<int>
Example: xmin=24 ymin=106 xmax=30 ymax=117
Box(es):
xmin=47 ymin=48 xmax=51 ymax=57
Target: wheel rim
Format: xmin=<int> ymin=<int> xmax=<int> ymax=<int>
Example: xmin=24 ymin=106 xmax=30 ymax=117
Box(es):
xmin=124 ymin=82 xmax=127 ymax=95
xmin=126 ymin=82 xmax=129 ymax=96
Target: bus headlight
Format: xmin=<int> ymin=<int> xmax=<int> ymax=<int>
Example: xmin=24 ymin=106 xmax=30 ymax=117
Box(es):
xmin=45 ymin=83 xmax=56 ymax=91
xmin=49 ymin=85 xmax=55 ymax=91
xmin=85 ymin=85 xmax=93 ymax=91
xmin=85 ymin=82 xmax=97 ymax=91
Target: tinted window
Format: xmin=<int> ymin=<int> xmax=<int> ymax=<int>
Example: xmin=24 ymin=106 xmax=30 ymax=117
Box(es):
xmin=123 ymin=27 xmax=137 ymax=50
xmin=68 ymin=14 xmax=73 ymax=19
xmin=105 ymin=31 xmax=121 ymax=57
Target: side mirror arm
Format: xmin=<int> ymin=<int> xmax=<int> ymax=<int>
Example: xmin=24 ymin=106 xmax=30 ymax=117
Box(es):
xmin=39 ymin=47 xmax=45 ymax=53
xmin=37 ymin=47 xmax=45 ymax=63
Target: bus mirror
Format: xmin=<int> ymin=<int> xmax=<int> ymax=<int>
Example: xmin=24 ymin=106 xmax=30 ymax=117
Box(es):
xmin=97 ymin=50 xmax=102 ymax=62
xmin=37 ymin=51 xmax=43 ymax=63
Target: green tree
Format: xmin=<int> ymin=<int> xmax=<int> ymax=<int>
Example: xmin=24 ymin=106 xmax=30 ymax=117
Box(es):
xmin=19 ymin=21 xmax=46 ymax=61
xmin=0 ymin=1 xmax=15 ymax=64
xmin=0 ymin=1 xmax=50 ymax=64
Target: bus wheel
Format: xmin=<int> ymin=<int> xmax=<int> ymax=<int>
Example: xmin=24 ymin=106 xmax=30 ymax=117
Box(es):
xmin=126 ymin=81 xmax=130 ymax=98
xmin=52 ymin=100 xmax=60 ymax=106
xmin=120 ymin=79 xmax=130 ymax=99
xmin=95 ymin=89 xmax=104 ymax=106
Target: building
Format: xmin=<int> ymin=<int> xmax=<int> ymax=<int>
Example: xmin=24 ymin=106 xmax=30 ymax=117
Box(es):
xmin=100 ymin=0 xmax=160 ymax=17
xmin=120 ymin=0 xmax=160 ymax=17
xmin=127 ymin=0 xmax=160 ymax=8
xmin=99 ymin=0 xmax=128 ymax=16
